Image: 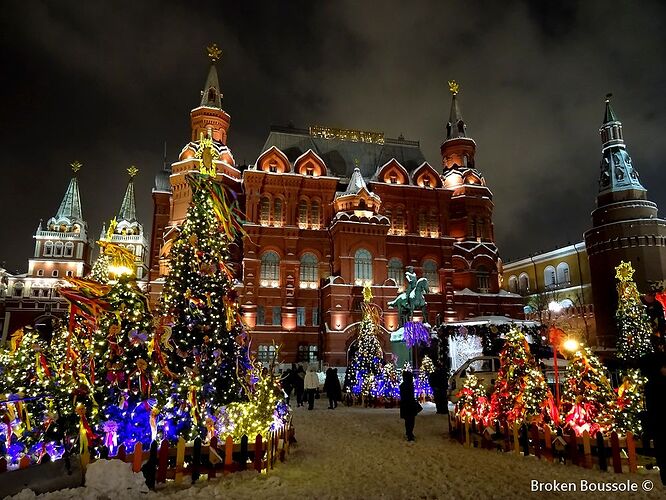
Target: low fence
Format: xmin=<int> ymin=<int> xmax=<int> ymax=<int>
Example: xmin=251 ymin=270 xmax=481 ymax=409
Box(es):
xmin=0 ymin=417 xmax=295 ymax=495
xmin=448 ymin=414 xmax=656 ymax=474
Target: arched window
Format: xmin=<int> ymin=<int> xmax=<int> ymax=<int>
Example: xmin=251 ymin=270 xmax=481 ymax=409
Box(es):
xmin=310 ymin=201 xmax=320 ymax=228
xmin=423 ymin=260 xmax=438 ymax=293
xmin=476 ymin=265 xmax=490 ymax=293
xmin=298 ymin=199 xmax=308 ymax=227
xmin=37 ymin=269 xmax=44 ymax=277
xmin=54 ymin=241 xmax=64 ymax=257
xmin=354 ymin=248 xmax=372 ymax=284
xmin=52 ymin=270 xmax=59 ymax=277
xmin=44 ymin=241 xmax=53 ymax=257
xmin=518 ymin=273 xmax=529 ymax=294
xmin=260 ymin=251 xmax=280 ymax=287
xmin=508 ymin=275 xmax=518 ymax=293
xmin=273 ymin=198 xmax=283 ymax=226
xmin=556 ymin=262 xmax=570 ymax=285
xmin=64 ymin=242 xmax=74 ymax=257
xmin=259 ymin=197 xmax=270 ymax=225
xmin=299 ymin=253 xmax=318 ymax=288
xmin=387 ymin=258 xmax=403 ymax=287
xmin=418 ymin=212 xmax=427 ymax=236
xmin=393 ymin=208 xmax=405 ymax=235
xmin=544 ymin=266 xmax=556 ymax=288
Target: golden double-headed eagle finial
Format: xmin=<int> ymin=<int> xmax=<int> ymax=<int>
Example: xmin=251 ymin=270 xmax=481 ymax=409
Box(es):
xmin=70 ymin=161 xmax=82 ymax=173
xmin=127 ymin=166 xmax=139 ymax=178
xmin=448 ymin=80 xmax=460 ymax=95
xmin=207 ymin=43 xmax=222 ymax=63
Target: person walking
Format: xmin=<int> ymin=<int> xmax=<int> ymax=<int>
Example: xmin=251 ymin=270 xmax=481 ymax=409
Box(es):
xmin=294 ymin=364 xmax=306 ymax=407
xmin=324 ymin=367 xmax=342 ymax=409
xmin=280 ymin=364 xmax=294 ymax=406
xmin=399 ymin=371 xmax=421 ymax=441
xmin=304 ymin=366 xmax=319 ymax=410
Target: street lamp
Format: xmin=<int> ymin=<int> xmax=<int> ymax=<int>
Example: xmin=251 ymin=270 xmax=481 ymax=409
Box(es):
xmin=562 ymin=338 xmax=579 ymax=353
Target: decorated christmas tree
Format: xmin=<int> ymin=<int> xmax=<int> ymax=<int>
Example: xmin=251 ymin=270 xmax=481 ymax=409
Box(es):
xmin=92 ymin=275 xmax=157 ymax=452
xmin=489 ymin=328 xmax=557 ymax=425
xmin=454 ymin=374 xmax=490 ymax=424
xmin=348 ymin=285 xmax=384 ymax=398
xmin=415 ymin=355 xmax=434 ymax=400
xmin=615 ymin=261 xmax=654 ymax=363
xmin=375 ymin=358 xmax=400 ymax=400
xmin=614 ymin=261 xmax=652 ymax=435
xmin=158 ymin=150 xmax=249 ymax=441
xmin=560 ymin=344 xmax=616 ymax=436
xmin=89 ymin=254 xmax=110 ymax=284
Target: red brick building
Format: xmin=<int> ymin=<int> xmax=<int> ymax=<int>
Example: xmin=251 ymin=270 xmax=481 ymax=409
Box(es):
xmin=149 ymin=63 xmax=523 ymax=365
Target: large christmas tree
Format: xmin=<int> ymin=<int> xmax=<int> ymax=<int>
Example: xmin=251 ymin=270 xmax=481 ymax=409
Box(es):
xmin=348 ymin=285 xmax=384 ymax=399
xmin=489 ymin=328 xmax=557 ymax=425
xmin=560 ymin=344 xmax=616 ymax=436
xmin=158 ymin=155 xmax=249 ymax=441
xmin=614 ymin=261 xmax=652 ymax=435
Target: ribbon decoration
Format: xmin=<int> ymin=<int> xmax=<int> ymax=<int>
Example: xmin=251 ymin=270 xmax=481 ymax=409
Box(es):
xmin=150 ymin=406 xmax=159 ymax=442
xmin=128 ymin=359 xmax=151 ymax=396
xmin=35 ymin=352 xmax=52 ymax=380
xmin=103 ymin=420 xmax=119 ymax=451
xmin=75 ymin=404 xmax=96 ymax=453
xmin=97 ymin=239 xmax=136 ymax=274
xmin=188 ymin=386 xmax=200 ymax=425
xmin=185 ymin=173 xmax=248 ymax=241
xmin=9 ymin=328 xmax=24 ymax=354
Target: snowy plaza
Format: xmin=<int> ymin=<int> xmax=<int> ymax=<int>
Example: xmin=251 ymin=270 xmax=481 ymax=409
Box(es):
xmin=8 ymin=403 xmax=662 ymax=499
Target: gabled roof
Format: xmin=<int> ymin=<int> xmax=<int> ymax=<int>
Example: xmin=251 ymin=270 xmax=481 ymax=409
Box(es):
xmin=260 ymin=126 xmax=425 ymax=180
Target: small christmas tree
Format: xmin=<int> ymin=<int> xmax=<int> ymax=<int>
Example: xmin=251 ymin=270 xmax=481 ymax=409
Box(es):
xmin=489 ymin=328 xmax=556 ymax=425
xmin=375 ymin=360 xmax=400 ymax=399
xmin=560 ymin=344 xmax=616 ymax=436
xmin=158 ymin=165 xmax=249 ymax=440
xmin=614 ymin=261 xmax=653 ymax=435
xmin=454 ymin=374 xmax=490 ymax=424
xmin=89 ymin=254 xmax=110 ymax=284
xmin=415 ymin=355 xmax=434 ymax=399
xmin=615 ymin=261 xmax=654 ymax=363
xmin=348 ymin=285 xmax=384 ymax=399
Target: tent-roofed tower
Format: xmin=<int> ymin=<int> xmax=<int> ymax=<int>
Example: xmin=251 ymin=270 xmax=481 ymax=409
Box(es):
xmin=102 ymin=166 xmax=149 ymax=281
xmin=584 ymin=94 xmax=666 ymax=346
xmin=148 ymin=44 xmax=242 ymax=305
xmin=28 ymin=161 xmax=92 ymax=280
xmin=439 ymin=81 xmax=501 ymax=307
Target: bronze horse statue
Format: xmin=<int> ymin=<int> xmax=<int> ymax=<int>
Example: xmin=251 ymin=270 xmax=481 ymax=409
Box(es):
xmin=388 ymin=277 xmax=428 ymax=326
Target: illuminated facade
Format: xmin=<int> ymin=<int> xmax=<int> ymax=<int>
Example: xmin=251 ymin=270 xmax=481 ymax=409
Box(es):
xmin=149 ymin=63 xmax=523 ymax=364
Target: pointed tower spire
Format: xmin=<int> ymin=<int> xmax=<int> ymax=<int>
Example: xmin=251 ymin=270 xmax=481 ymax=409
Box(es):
xmin=446 ymin=80 xmax=466 ymax=139
xmin=597 ymin=94 xmax=645 ymax=196
xmin=344 ymin=166 xmax=369 ymax=195
xmin=55 ymin=161 xmax=84 ymax=221
xmin=200 ymin=43 xmax=223 ymax=108
xmin=441 ymin=81 xmax=477 ymax=170
xmin=118 ymin=166 xmax=138 ymax=223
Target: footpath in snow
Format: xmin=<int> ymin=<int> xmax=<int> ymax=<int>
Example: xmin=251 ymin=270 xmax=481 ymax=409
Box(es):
xmin=9 ymin=403 xmax=664 ymax=499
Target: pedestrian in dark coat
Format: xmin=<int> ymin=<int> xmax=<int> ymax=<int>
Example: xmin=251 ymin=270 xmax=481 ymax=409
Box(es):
xmin=641 ymin=351 xmax=666 ymax=485
xmin=280 ymin=364 xmax=295 ymax=406
xmin=324 ymin=367 xmax=342 ymax=409
xmin=399 ymin=371 xmax=421 ymax=441
xmin=294 ymin=365 xmax=306 ymax=407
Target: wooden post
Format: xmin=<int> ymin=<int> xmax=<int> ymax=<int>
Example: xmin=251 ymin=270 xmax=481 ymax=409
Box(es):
xmin=567 ymin=433 xmax=579 ymax=466
xmin=610 ymin=431 xmax=622 ymax=473
xmin=144 ymin=441 xmax=158 ymax=490
xmin=543 ymin=425 xmax=553 ymax=462
xmin=254 ymin=435 xmax=263 ymax=472
xmin=192 ymin=437 xmax=202 ymax=483
xmin=513 ymin=422 xmax=520 ymax=455
xmin=626 ymin=432 xmax=637 ymax=473
xmin=175 ymin=437 xmax=186 ymax=485
xmin=530 ymin=424 xmax=541 ymax=459
xmin=132 ymin=442 xmax=143 ymax=473
xmin=224 ymin=436 xmax=234 ymax=473
xmin=502 ymin=421 xmax=511 ymax=453
xmin=208 ymin=436 xmax=218 ymax=479
xmin=240 ymin=435 xmax=249 ymax=470
xmin=596 ymin=432 xmax=607 ymax=472
xmin=117 ymin=444 xmax=126 ymax=462
xmin=582 ymin=431 xmax=592 ymax=469
xmin=0 ymin=457 xmax=7 ymax=473
xmin=464 ymin=419 xmax=471 ymax=448
xmin=520 ymin=424 xmax=529 ymax=456
xmin=157 ymin=440 xmax=169 ymax=484
xmin=19 ymin=456 xmax=31 ymax=469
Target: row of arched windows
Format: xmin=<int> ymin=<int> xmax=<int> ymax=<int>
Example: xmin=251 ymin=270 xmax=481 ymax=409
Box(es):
xmin=507 ymin=262 xmax=571 ymax=294
xmin=43 ymin=241 xmax=74 ymax=258
xmin=259 ymin=197 xmax=322 ymax=228
xmin=384 ymin=205 xmax=440 ymax=238
xmin=259 ymin=251 xmax=439 ymax=291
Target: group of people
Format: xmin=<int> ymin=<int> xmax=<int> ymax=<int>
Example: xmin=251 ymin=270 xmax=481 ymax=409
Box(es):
xmin=279 ymin=364 xmax=343 ymax=411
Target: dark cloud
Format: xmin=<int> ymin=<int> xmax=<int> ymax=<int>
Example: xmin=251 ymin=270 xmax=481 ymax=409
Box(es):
xmin=1 ymin=0 xmax=665 ymax=270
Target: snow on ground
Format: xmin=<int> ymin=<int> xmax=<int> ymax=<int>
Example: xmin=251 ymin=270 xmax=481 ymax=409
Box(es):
xmin=10 ymin=403 xmax=664 ymax=499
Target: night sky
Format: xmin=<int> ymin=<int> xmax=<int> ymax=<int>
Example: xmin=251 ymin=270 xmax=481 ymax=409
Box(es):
xmin=2 ymin=1 xmax=665 ymax=273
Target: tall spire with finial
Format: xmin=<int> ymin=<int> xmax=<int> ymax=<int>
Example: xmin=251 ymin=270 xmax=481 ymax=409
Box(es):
xmin=597 ymin=93 xmax=645 ymax=195
xmin=446 ymin=80 xmax=466 ymax=139
xmin=118 ymin=166 xmax=139 ymax=223
xmin=200 ymin=43 xmax=223 ymax=108
xmin=55 ymin=161 xmax=84 ymax=221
